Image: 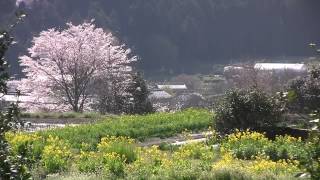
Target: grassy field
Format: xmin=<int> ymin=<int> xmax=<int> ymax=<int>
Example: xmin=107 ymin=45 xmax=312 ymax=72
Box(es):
xmin=38 ymin=108 xmax=214 ymax=149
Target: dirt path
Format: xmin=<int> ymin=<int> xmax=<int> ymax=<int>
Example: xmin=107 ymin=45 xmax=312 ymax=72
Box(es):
xmin=138 ymin=132 xmax=212 ymax=147
xmin=22 ymin=117 xmax=101 ymax=124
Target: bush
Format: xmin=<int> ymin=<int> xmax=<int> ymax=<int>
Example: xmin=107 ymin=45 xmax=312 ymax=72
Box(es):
xmin=215 ymin=88 xmax=284 ymax=133
xmin=287 ymin=65 xmax=320 ymax=113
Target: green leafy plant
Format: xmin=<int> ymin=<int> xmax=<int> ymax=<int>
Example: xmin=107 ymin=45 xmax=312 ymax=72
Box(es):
xmin=287 ymin=65 xmax=320 ymax=113
xmin=301 ymin=112 xmax=320 ymax=180
xmin=215 ymin=88 xmax=284 ymax=133
xmin=97 ymin=136 xmax=137 ymax=163
xmin=41 ymin=136 xmax=72 ymax=173
xmin=126 ymin=72 xmax=154 ymax=114
xmin=0 ymin=12 xmax=30 ymax=179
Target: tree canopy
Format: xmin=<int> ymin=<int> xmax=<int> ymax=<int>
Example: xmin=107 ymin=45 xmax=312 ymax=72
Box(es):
xmin=19 ymin=22 xmax=136 ymax=112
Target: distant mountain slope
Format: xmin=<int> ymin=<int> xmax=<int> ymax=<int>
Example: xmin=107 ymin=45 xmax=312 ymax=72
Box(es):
xmin=1 ymin=0 xmax=320 ymax=77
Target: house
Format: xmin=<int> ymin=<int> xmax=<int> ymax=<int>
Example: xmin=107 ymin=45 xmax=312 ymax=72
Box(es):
xmin=156 ymin=84 xmax=188 ymax=91
xmin=149 ymin=83 xmax=208 ymax=111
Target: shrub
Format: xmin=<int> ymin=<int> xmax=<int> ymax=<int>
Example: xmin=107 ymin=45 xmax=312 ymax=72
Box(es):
xmin=215 ymin=88 xmax=284 ymax=133
xmin=287 ymin=65 xmax=320 ymax=113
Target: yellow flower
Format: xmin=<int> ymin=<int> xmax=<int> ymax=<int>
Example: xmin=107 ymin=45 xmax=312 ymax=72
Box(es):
xmin=246 ymin=158 xmax=299 ymax=174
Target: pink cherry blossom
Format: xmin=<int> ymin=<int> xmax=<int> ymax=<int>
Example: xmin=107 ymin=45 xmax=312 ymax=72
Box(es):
xmin=19 ymin=21 xmax=136 ymax=112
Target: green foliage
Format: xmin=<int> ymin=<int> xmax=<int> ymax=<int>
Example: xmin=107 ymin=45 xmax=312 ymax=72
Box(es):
xmin=102 ymin=152 xmax=126 ymax=177
xmin=6 ymin=132 xmax=45 ymax=166
xmin=287 ymin=65 xmax=320 ymax=113
xmin=221 ymin=130 xmax=308 ymax=162
xmin=300 ymin=112 xmax=320 ymax=180
xmin=0 ymin=13 xmax=31 ymax=179
xmin=215 ymin=88 xmax=284 ymax=133
xmin=97 ymin=136 xmax=136 ymax=163
xmin=221 ymin=130 xmax=271 ymax=160
xmin=266 ymin=135 xmax=308 ymax=161
xmin=126 ymin=72 xmax=154 ymax=114
xmin=77 ymin=137 xmax=136 ymax=177
xmin=7 ymin=128 xmax=311 ymax=179
xmin=209 ymin=169 xmax=250 ymax=180
xmin=41 ymin=136 xmax=72 ymax=173
xmin=303 ymin=136 xmax=320 ymax=180
xmin=77 ymin=151 xmax=103 ymax=174
xmin=40 ymin=109 xmax=213 ymax=149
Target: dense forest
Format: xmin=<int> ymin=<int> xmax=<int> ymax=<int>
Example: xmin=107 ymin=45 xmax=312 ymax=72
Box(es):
xmin=1 ymin=0 xmax=320 ymax=77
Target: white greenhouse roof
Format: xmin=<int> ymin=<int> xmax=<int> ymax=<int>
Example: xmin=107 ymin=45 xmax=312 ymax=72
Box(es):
xmin=254 ymin=63 xmax=307 ymax=72
xmin=157 ymin=84 xmax=187 ymax=90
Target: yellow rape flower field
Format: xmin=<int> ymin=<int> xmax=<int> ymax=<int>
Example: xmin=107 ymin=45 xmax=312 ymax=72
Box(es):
xmin=4 ymin=111 xmax=314 ymax=180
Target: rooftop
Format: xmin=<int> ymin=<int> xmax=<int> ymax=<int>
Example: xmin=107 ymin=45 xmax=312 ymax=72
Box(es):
xmin=157 ymin=84 xmax=187 ymax=90
xmin=254 ymin=63 xmax=307 ymax=71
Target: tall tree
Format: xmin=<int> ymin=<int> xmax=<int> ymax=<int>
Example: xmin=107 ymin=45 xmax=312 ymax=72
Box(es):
xmin=126 ymin=72 xmax=154 ymax=114
xmin=19 ymin=21 xmax=136 ymax=112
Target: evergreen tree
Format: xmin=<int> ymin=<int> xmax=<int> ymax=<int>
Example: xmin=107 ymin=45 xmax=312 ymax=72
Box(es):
xmin=126 ymin=72 xmax=154 ymax=114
